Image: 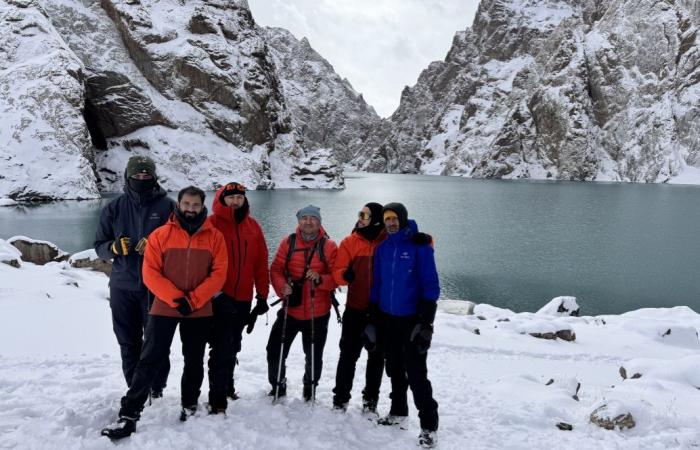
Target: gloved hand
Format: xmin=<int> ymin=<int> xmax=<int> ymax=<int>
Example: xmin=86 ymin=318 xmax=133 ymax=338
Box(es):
xmin=175 ymin=297 xmax=193 ymax=316
xmin=245 ymin=295 xmax=269 ymax=334
xmin=410 ymin=323 xmax=433 ymax=354
xmin=411 ymin=232 xmax=432 ymax=246
xmin=362 ymin=324 xmax=377 ymax=352
xmin=342 ymin=266 xmax=355 ymax=284
xmin=111 ymin=236 xmax=131 ymax=256
xmin=134 ymin=237 xmax=148 ymax=255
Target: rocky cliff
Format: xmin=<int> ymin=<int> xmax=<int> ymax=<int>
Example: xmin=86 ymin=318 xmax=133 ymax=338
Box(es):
xmin=357 ymin=0 xmax=700 ymax=184
xmin=0 ymin=0 xmax=343 ymax=201
xmin=263 ymin=26 xmax=384 ymax=165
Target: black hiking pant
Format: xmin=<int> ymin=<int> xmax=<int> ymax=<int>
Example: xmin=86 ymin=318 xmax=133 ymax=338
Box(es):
xmin=207 ymin=296 xmax=251 ymax=408
xmin=383 ymin=313 xmax=439 ymax=431
xmin=332 ymin=307 xmax=384 ymax=405
xmin=119 ymin=315 xmax=212 ymax=419
xmin=109 ymin=287 xmax=169 ymax=392
xmin=266 ymin=311 xmax=330 ymax=388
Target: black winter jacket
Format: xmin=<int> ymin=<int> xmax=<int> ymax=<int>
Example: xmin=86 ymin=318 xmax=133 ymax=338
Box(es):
xmin=94 ymin=184 xmax=175 ymax=291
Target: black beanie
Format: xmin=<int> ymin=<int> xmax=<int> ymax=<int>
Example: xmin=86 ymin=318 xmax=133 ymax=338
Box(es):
xmin=382 ymin=202 xmax=409 ymax=230
xmin=125 ymin=155 xmax=156 ymax=179
xmin=219 ymin=181 xmax=247 ymax=205
xmin=365 ymin=202 xmax=384 ymax=228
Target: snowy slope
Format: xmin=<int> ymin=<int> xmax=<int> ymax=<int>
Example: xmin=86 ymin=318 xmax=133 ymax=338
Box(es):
xmin=1 ymin=240 xmax=699 ymax=449
xmin=357 ymin=0 xmax=700 ymax=185
xmin=0 ymin=0 xmax=343 ymax=202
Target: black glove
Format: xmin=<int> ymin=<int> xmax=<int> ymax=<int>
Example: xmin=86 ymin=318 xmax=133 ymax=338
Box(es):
xmin=111 ymin=236 xmax=131 ymax=256
xmin=245 ymin=295 xmax=269 ymax=334
xmin=362 ymin=324 xmax=377 ymax=352
xmin=342 ymin=266 xmax=355 ymax=284
xmin=411 ymin=232 xmax=432 ymax=246
xmin=410 ymin=323 xmax=433 ymax=355
xmin=175 ymin=297 xmax=193 ymax=316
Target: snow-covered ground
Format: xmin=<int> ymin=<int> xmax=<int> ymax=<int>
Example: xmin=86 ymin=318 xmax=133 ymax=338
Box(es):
xmin=1 ymin=242 xmax=699 ymax=449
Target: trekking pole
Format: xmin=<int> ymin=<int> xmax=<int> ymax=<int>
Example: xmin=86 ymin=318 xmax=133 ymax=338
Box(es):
xmin=310 ymin=284 xmax=316 ymax=404
xmin=274 ymin=294 xmax=290 ymax=403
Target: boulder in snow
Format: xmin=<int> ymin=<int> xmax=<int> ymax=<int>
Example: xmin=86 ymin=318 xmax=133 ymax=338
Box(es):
xmin=8 ymin=236 xmax=69 ymax=265
xmin=439 ymin=299 xmax=476 ymax=315
xmin=537 ymin=296 xmax=580 ymax=317
xmin=0 ymin=239 xmax=22 ymax=268
xmin=590 ymin=403 xmax=636 ymax=430
xmin=69 ymin=250 xmax=112 ymax=275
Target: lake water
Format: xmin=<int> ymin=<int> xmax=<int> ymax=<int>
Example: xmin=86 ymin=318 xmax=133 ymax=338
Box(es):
xmin=2 ymin=173 xmax=699 ymax=315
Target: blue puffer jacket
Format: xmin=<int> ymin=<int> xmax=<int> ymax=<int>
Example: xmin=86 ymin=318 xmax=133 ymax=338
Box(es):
xmin=369 ymin=220 xmax=440 ymax=316
xmin=94 ymin=184 xmax=175 ymax=291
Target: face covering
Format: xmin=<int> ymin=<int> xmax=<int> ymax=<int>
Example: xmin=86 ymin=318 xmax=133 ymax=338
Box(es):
xmin=129 ymin=178 xmax=156 ymax=193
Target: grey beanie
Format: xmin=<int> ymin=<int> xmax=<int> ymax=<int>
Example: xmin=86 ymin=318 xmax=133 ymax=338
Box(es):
xmin=296 ymin=204 xmax=322 ymax=223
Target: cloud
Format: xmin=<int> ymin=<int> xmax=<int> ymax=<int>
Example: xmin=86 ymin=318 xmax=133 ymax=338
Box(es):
xmin=249 ymin=0 xmax=480 ymax=117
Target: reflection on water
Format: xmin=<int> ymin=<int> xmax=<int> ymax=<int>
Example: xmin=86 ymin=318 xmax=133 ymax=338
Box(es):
xmin=1 ymin=173 xmax=699 ymax=315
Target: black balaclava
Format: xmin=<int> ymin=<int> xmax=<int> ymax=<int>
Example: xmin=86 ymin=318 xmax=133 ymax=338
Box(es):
xmin=219 ymin=182 xmax=249 ymax=223
xmin=382 ymin=202 xmax=409 ymax=230
xmin=175 ymin=206 xmax=208 ymax=235
xmin=356 ymin=202 xmax=384 ymax=241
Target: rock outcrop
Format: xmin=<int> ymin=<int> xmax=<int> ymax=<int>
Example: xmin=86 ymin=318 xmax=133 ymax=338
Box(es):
xmin=357 ymin=0 xmax=700 ymax=184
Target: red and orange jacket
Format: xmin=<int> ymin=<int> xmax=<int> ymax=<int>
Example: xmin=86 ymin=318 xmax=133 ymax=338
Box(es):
xmin=142 ymin=214 xmax=228 ymax=318
xmin=270 ymin=226 xmax=338 ymax=320
xmin=332 ymin=229 xmax=386 ymax=311
xmin=209 ymin=187 xmax=270 ymax=302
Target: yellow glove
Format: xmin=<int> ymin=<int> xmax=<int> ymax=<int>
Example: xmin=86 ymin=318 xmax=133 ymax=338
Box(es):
xmin=111 ymin=236 xmax=131 ymax=256
xmin=134 ymin=237 xmax=148 ymax=255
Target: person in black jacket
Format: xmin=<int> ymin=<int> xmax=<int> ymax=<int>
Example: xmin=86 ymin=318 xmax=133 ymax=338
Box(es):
xmin=94 ymin=156 xmax=175 ymax=397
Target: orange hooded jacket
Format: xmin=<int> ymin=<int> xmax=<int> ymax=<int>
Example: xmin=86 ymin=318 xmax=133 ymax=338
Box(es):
xmin=143 ymin=214 xmax=228 ymax=318
xmin=332 ymin=229 xmax=386 ymax=311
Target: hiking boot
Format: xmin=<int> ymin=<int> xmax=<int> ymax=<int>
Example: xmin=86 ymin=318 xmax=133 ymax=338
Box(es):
xmin=362 ymin=397 xmax=378 ymax=415
xmin=332 ymin=399 xmax=347 ymax=411
xmin=179 ymin=405 xmax=197 ymax=422
xmin=206 ymin=403 xmax=227 ymax=415
xmin=377 ymin=414 xmax=408 ymax=429
xmin=150 ymin=389 xmax=163 ymax=399
xmin=268 ymin=382 xmax=287 ymax=399
xmin=418 ymin=429 xmax=437 ymax=448
xmin=303 ymin=384 xmax=315 ymax=402
xmin=226 ymin=380 xmax=239 ymax=400
xmin=101 ymin=417 xmax=136 ymax=440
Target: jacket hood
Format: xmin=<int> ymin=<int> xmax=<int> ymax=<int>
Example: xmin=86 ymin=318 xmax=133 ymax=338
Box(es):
xmin=212 ymin=185 xmax=250 ymax=223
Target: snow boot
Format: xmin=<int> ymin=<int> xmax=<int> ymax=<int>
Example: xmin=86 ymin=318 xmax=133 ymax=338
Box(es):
xmin=179 ymin=405 xmax=197 ymax=422
xmin=362 ymin=397 xmax=378 ymax=415
xmin=418 ymin=429 xmax=437 ymax=448
xmin=101 ymin=417 xmax=136 ymax=440
xmin=303 ymin=384 xmax=314 ymax=402
xmin=150 ymin=389 xmax=163 ymax=399
xmin=206 ymin=403 xmax=227 ymax=415
xmin=268 ymin=381 xmax=287 ymax=398
xmin=377 ymin=414 xmax=408 ymax=429
xmin=227 ymin=378 xmax=239 ymax=400
xmin=332 ymin=399 xmax=347 ymax=411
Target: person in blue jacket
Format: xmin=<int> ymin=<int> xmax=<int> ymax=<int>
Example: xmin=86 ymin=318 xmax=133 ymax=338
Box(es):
xmin=94 ymin=155 xmax=175 ymax=397
xmin=366 ymin=202 xmax=439 ymax=449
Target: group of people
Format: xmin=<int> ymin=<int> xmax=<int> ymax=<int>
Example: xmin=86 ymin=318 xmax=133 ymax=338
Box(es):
xmin=96 ymin=156 xmax=441 ymax=448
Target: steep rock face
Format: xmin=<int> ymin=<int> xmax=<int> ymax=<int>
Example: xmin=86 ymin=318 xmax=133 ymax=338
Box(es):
xmin=263 ymin=27 xmax=384 ymax=164
xmin=359 ymin=0 xmax=700 ymax=184
xmin=1 ymin=0 xmax=342 ymax=201
xmin=0 ymin=0 xmax=100 ymax=201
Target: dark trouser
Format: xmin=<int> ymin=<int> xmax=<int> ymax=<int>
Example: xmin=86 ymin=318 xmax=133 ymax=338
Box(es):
xmin=383 ymin=313 xmax=439 ymax=431
xmin=266 ymin=310 xmax=330 ymax=387
xmin=332 ymin=307 xmax=384 ymax=405
xmin=109 ymin=286 xmax=170 ymax=392
xmin=207 ymin=297 xmax=251 ymax=409
xmin=119 ymin=315 xmax=212 ymax=419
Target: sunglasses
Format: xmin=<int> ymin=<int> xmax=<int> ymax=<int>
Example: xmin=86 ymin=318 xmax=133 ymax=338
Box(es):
xmin=358 ymin=211 xmax=371 ymax=220
xmin=225 ymin=182 xmax=246 ymax=192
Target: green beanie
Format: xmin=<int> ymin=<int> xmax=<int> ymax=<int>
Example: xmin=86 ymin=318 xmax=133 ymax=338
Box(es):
xmin=126 ymin=155 xmax=157 ymax=179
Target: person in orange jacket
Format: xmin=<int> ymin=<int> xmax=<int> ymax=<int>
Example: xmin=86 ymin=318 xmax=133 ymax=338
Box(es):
xmin=266 ymin=205 xmax=338 ymax=401
xmin=207 ymin=182 xmax=270 ymax=411
xmin=101 ymin=186 xmax=228 ymax=440
xmin=331 ymin=202 xmax=386 ymax=413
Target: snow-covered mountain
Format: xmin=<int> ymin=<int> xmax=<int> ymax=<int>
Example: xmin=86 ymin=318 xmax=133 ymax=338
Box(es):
xmin=357 ymin=0 xmax=700 ymax=184
xmin=0 ymin=0 xmax=343 ymax=201
xmin=263 ymin=26 xmax=385 ymax=165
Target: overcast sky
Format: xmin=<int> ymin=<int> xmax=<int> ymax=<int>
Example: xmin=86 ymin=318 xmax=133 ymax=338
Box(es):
xmin=248 ymin=0 xmax=480 ymax=118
